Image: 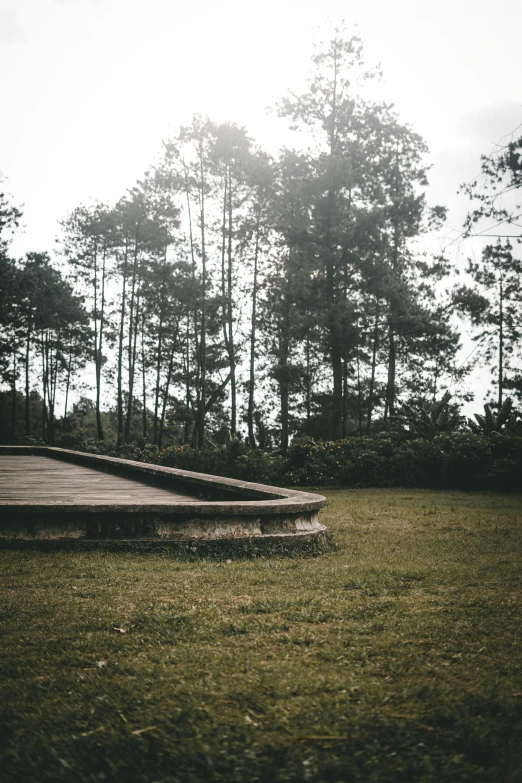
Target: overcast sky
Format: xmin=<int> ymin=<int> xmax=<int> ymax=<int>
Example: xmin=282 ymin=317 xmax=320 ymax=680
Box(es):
xmin=1 ymin=0 xmax=521 ymax=405
xmin=1 ymin=0 xmax=520 ymax=254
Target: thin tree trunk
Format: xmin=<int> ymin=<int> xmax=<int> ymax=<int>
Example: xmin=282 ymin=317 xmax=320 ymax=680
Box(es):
xmin=48 ymin=333 xmax=61 ymax=447
xmin=247 ymin=208 xmax=260 ymax=448
xmin=356 ymin=347 xmax=363 ymax=436
xmin=158 ymin=349 xmax=174 ymax=450
xmin=126 ymin=289 xmax=141 ymax=438
xmin=41 ymin=336 xmax=46 ymax=442
xmin=227 ymin=166 xmax=236 ymax=437
xmin=366 ymin=307 xmax=380 ymax=435
xmin=326 ymin=44 xmax=344 ymax=441
xmin=141 ymin=318 xmax=147 ymax=441
xmin=280 ymin=371 xmax=289 ymax=455
xmin=152 ymin=246 xmax=168 ymax=445
xmin=498 ymin=271 xmax=504 ymax=408
xmin=386 ymin=324 xmax=397 ymax=421
xmin=95 ymin=243 xmax=106 ymax=441
xmin=117 ymin=242 xmax=128 ymax=448
xmin=279 ymin=289 xmax=291 ymax=456
xmin=331 ymin=340 xmax=343 ymax=439
xmin=92 ymin=240 xmax=100 ymax=439
xmin=220 ymin=171 xmax=228 ymax=349
xmin=184 ymin=316 xmax=191 ymax=445
xmin=305 ymin=333 xmax=312 ymax=435
xmin=193 ymin=144 xmax=207 ymax=448
xmin=158 ymin=323 xmax=180 ymax=449
xmin=219 ymin=172 xmax=232 ymax=435
xmin=63 ymin=349 xmax=72 ymax=426
xmin=11 ymin=354 xmax=17 ymax=444
xmin=124 ymin=234 xmax=140 ymax=442
xmin=183 ymin=158 xmax=200 ymax=377
xmin=48 ymin=341 xmax=56 ymax=447
xmin=24 ymin=322 xmax=31 ymax=438
xmin=41 ymin=334 xmax=50 ymax=443
xmin=386 ymin=150 xmax=401 ymax=425
xmin=342 ymin=359 xmax=348 ymax=439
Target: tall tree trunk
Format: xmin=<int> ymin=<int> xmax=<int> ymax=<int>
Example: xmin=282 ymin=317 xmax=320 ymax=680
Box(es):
xmin=24 ymin=322 xmax=31 ymax=439
xmin=279 ymin=289 xmax=291 ymax=456
xmin=158 ymin=324 xmax=179 ymax=449
xmin=356 ymin=347 xmax=363 ymax=435
xmin=193 ymin=144 xmax=207 ymax=448
xmin=498 ymin=271 xmax=504 ymax=408
xmin=227 ymin=166 xmax=236 ymax=436
xmin=158 ymin=351 xmax=174 ymax=450
xmin=305 ymin=333 xmax=312 ymax=435
xmin=95 ymin=243 xmax=106 ymax=441
xmin=11 ymin=354 xmax=17 ymax=444
xmin=247 ymin=208 xmax=260 ymax=448
xmin=92 ymin=240 xmax=100 ymax=439
xmin=63 ymin=349 xmax=72 ymax=427
xmin=141 ymin=318 xmax=147 ymax=441
xmin=366 ymin=307 xmax=380 ymax=435
xmin=48 ymin=339 xmax=56 ymax=447
xmin=152 ymin=331 xmax=163 ymax=445
xmin=280 ymin=373 xmax=289 ymax=454
xmin=125 ymin=289 xmax=141 ymax=440
xmin=342 ymin=359 xmax=348 ymax=438
xmin=116 ymin=242 xmax=128 ymax=448
xmin=331 ymin=338 xmax=343 ymax=439
xmin=49 ymin=333 xmax=62 ymax=448
xmin=152 ymin=246 xmax=168 ymax=445
xmin=41 ymin=335 xmax=47 ymax=442
xmin=386 ymin=324 xmax=396 ymax=420
xmin=124 ymin=234 xmax=140 ymax=442
xmin=386 ymin=151 xmax=401 ymax=425
xmin=41 ymin=334 xmax=50 ymax=443
xmin=220 ymin=172 xmax=230 ymax=434
xmin=184 ymin=158 xmax=199 ymax=371
xmin=326 ymin=44 xmax=344 ymax=441
xmin=184 ymin=316 xmax=191 ymax=445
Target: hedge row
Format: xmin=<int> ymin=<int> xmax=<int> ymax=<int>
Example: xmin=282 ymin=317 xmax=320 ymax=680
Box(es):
xmin=67 ymin=432 xmax=522 ymax=492
xmin=279 ymin=433 xmax=522 ymax=491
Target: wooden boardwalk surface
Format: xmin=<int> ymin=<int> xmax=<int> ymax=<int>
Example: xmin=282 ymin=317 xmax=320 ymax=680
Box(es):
xmin=0 ymin=456 xmax=199 ymax=505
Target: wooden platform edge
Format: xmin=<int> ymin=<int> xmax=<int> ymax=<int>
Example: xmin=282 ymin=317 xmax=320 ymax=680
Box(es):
xmin=0 ymin=447 xmax=327 ymax=544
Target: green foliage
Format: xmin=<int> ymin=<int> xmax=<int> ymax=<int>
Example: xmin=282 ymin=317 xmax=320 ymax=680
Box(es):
xmin=0 ymin=390 xmax=43 ymax=445
xmin=282 ymin=433 xmax=522 ymax=492
xmin=402 ymin=391 xmax=462 ymax=438
xmin=468 ymin=397 xmax=520 ymax=435
xmin=60 ymin=427 xmax=522 ymax=493
xmin=158 ymin=439 xmax=283 ymax=485
xmin=275 ymin=24 xmax=454 ymax=438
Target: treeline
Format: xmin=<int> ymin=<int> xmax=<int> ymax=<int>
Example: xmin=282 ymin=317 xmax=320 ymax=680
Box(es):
xmin=1 ymin=26 xmax=521 ymax=451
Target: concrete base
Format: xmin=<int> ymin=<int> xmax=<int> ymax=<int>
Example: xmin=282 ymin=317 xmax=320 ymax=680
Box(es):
xmin=0 ymin=447 xmax=327 ymax=547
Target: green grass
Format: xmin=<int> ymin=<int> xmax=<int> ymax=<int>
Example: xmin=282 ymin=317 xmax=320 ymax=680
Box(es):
xmin=1 ymin=488 xmax=521 ymax=783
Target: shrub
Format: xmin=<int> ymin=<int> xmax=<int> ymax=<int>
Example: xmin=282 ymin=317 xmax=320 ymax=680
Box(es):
xmin=158 ymin=440 xmax=283 ymax=485
xmin=53 ymin=429 xmax=522 ymax=492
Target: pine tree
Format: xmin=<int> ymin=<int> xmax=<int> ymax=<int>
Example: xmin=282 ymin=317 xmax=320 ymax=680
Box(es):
xmin=466 ymin=241 xmax=522 ymax=406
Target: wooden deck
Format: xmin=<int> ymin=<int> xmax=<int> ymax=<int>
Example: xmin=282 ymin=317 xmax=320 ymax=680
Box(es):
xmin=0 ymin=455 xmax=200 ymax=505
xmin=0 ymin=448 xmax=327 ymax=544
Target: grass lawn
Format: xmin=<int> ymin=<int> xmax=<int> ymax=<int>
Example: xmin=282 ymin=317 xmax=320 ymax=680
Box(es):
xmin=1 ymin=488 xmax=521 ymax=783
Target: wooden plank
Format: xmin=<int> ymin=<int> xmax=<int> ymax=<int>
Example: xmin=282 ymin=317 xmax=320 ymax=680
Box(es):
xmin=0 ymin=455 xmax=198 ymax=505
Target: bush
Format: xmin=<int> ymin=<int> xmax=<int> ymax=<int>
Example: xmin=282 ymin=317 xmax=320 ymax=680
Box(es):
xmin=282 ymin=433 xmax=522 ymax=491
xmin=158 ymin=440 xmax=283 ymax=485
xmin=53 ymin=429 xmax=522 ymax=492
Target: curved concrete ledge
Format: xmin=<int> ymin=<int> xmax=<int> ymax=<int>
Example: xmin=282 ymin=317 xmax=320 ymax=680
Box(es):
xmin=0 ymin=446 xmax=326 ymax=544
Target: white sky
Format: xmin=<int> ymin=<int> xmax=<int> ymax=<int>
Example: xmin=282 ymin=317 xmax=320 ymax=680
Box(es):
xmin=1 ymin=0 xmax=521 ymax=409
